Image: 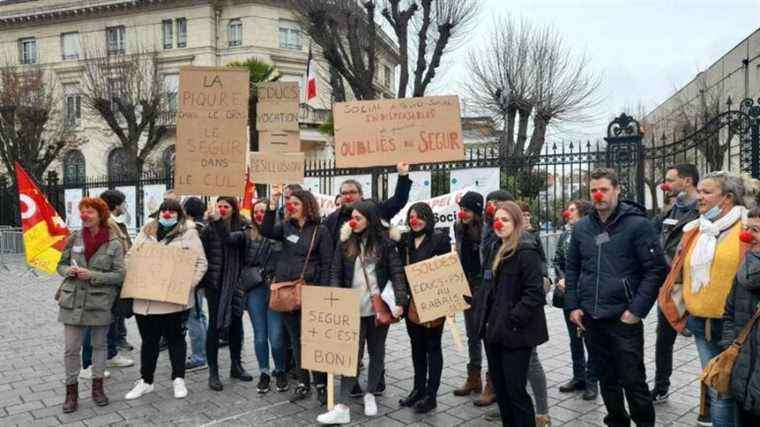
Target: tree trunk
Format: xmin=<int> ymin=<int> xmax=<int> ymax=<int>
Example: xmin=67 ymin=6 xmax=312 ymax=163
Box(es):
xmin=515 ymin=106 xmax=532 ymax=156
xmin=527 ymin=115 xmax=548 ymax=156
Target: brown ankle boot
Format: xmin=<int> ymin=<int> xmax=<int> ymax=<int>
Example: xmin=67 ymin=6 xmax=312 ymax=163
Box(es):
xmin=454 ymin=366 xmax=482 ymax=396
xmin=92 ymin=378 xmax=109 ymax=406
xmin=474 ymin=372 xmax=496 ymax=407
xmin=62 ymin=383 xmax=78 ymax=413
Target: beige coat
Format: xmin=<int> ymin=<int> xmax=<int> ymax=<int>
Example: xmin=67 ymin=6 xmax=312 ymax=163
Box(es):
xmin=129 ymin=219 xmax=208 ymax=315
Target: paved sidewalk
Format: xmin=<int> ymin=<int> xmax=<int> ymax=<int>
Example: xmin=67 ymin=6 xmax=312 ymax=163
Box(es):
xmin=0 ymin=257 xmax=704 ymax=426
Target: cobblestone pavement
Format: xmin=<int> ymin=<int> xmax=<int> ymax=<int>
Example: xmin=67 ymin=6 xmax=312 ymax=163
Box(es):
xmin=0 ymin=256 xmax=705 ymax=427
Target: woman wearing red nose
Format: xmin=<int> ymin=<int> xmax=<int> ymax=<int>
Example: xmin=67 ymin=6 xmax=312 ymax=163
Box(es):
xmin=198 ymin=196 xmax=252 ymax=392
xmin=125 ymin=199 xmax=208 ymax=401
xmin=552 ymin=200 xmax=598 ymax=401
xmin=262 ymin=189 xmax=333 ymax=405
xmin=473 ymin=202 xmax=549 ymax=427
xmin=451 ymin=192 xmax=486 ymax=398
xmin=317 ymin=201 xmax=407 ymax=424
xmin=58 ymin=198 xmax=126 ymax=414
xmin=397 ymin=202 xmax=451 ymax=414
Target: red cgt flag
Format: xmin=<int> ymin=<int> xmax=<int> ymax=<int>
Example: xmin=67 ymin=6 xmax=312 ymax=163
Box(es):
xmin=15 ymin=162 xmax=69 ymax=274
xmin=240 ymin=168 xmax=256 ymax=220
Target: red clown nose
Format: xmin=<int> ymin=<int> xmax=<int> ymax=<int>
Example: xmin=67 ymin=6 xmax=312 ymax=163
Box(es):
xmin=562 ymin=210 xmax=572 ymax=219
xmin=79 ymin=214 xmax=90 ymax=223
xmin=493 ymin=220 xmax=504 ymax=231
xmin=458 ymin=211 xmax=470 ymax=220
xmin=660 ymin=183 xmax=671 ymax=192
xmin=740 ymin=231 xmax=755 ymax=243
xmin=161 ymin=211 xmax=173 ymax=219
xmin=218 ymin=206 xmax=229 ymax=215
xmin=409 ymin=218 xmax=421 ymax=228
xmin=285 ymin=202 xmax=295 ymax=213
xmin=593 ymin=192 xmax=604 ymax=202
xmin=349 ymin=219 xmax=359 ymax=229
xmin=254 ymin=213 xmax=264 ymax=224
xmin=486 ymin=204 xmax=496 ymax=217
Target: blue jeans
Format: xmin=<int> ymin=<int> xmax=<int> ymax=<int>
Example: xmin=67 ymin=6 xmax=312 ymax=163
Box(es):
xmin=687 ymin=316 xmax=736 ymax=427
xmin=187 ymin=289 xmax=208 ymax=364
xmin=82 ymin=322 xmax=118 ymax=368
xmin=245 ymin=285 xmax=285 ymax=375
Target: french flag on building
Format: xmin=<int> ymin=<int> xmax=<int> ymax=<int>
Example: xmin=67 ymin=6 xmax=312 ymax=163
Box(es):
xmin=305 ymin=44 xmax=317 ymax=101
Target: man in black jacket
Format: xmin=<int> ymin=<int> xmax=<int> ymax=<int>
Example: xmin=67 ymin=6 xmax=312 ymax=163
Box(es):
xmin=565 ymin=168 xmax=668 ymax=427
xmin=650 ymin=164 xmax=700 ymax=406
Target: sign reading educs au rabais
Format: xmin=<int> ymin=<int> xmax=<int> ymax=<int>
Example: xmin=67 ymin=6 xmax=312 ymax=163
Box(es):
xmin=174 ymin=67 xmax=249 ymax=197
xmin=404 ymin=252 xmax=471 ymax=324
xmin=121 ymin=243 xmax=199 ymax=305
xmin=333 ymin=95 xmax=465 ymax=168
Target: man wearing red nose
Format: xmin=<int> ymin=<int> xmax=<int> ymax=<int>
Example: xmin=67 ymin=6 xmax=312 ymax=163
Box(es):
xmin=564 ymin=168 xmax=668 ymax=427
xmin=650 ymin=164 xmax=700 ymax=409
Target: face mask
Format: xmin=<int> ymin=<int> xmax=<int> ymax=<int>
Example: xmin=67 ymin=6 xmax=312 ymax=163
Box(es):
xmin=703 ymin=201 xmax=724 ymax=221
xmin=159 ymin=217 xmax=177 ymax=227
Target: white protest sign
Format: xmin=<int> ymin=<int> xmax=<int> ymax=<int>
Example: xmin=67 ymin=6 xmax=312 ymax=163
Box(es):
xmin=450 ymin=168 xmax=500 ymax=195
xmin=390 ymin=186 xmax=476 ymax=239
xmin=389 ymin=171 xmax=431 ymax=202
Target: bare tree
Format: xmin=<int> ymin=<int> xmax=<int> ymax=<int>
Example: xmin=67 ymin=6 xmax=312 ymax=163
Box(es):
xmin=0 ymin=65 xmax=81 ymax=185
xmin=80 ymin=45 xmax=169 ymax=176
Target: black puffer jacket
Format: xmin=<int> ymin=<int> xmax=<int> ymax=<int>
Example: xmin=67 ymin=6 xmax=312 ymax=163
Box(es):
xmin=261 ymin=210 xmax=332 ymax=286
xmin=398 ymin=230 xmax=451 ymax=267
xmin=565 ymin=201 xmax=668 ymax=320
xmin=228 ymin=230 xmax=280 ymax=291
xmin=454 ymin=221 xmax=482 ymax=285
xmin=721 ymin=252 xmax=760 ymax=415
xmin=653 ymin=200 xmax=699 ymax=264
xmin=474 ymin=239 xmax=549 ymax=350
xmin=331 ymin=224 xmax=409 ymax=307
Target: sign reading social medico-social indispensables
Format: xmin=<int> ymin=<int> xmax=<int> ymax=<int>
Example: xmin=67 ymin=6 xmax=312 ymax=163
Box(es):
xmin=301 ymin=286 xmax=361 ymax=377
xmin=333 ymin=95 xmax=466 ymax=168
xmin=175 ymin=67 xmax=249 ymax=197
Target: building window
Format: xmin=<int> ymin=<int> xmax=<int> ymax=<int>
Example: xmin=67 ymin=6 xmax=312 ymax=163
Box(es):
xmin=106 ymin=26 xmax=126 ymax=55
xmin=19 ymin=38 xmax=37 ymax=64
xmin=176 ymin=18 xmax=187 ymax=48
xmin=108 ymin=78 xmax=125 ymax=119
xmin=63 ymin=150 xmax=86 ymax=184
xmin=383 ymin=65 xmax=391 ymax=88
xmin=162 ymin=145 xmax=175 ymax=178
xmin=163 ymin=73 xmax=179 ymax=112
xmin=162 ymin=20 xmax=173 ymax=49
xmin=61 ymin=32 xmax=80 ymax=60
xmin=108 ymin=147 xmax=137 ymax=181
xmin=228 ymin=19 xmax=242 ymax=47
xmin=63 ymin=84 xmax=81 ymax=128
xmin=278 ymin=23 xmax=302 ymax=50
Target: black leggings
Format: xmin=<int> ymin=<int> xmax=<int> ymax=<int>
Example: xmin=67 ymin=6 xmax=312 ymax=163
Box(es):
xmin=135 ymin=311 xmax=188 ymax=384
xmin=405 ymin=318 xmax=445 ymax=398
xmin=205 ymin=289 xmax=243 ymax=367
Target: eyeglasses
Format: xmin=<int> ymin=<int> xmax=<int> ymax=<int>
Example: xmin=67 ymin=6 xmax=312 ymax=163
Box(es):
xmin=341 ymin=190 xmax=360 ymax=196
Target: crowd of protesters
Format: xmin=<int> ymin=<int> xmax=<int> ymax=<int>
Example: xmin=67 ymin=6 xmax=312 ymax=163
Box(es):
xmin=53 ymin=163 xmax=760 ymax=427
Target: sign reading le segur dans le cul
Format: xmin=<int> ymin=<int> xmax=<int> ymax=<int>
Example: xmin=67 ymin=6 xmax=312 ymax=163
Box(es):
xmin=174 ymin=67 xmax=249 ymax=197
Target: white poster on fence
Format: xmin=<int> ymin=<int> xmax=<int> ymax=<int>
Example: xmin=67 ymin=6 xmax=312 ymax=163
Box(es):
xmin=450 ymin=168 xmax=500 ymax=197
xmin=313 ymin=192 xmax=338 ymax=218
xmin=88 ymin=187 xmax=108 ymax=198
xmin=391 ymin=186 xmax=476 ymax=240
xmin=332 ymin=174 xmax=372 ymax=198
xmin=303 ymin=177 xmax=322 ymax=193
xmin=143 ymin=184 xmax=167 ymax=225
xmin=115 ymin=186 xmax=136 ymax=233
xmin=64 ymin=188 xmax=84 ymax=230
xmin=388 ymin=171 xmax=431 ymax=202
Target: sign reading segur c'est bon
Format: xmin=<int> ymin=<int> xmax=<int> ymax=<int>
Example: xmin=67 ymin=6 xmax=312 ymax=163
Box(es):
xmin=174 ymin=67 xmax=249 ymax=197
xmin=333 ymin=95 xmax=465 ymax=168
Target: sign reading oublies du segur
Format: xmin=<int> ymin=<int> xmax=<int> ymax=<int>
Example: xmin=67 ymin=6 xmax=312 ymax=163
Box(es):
xmin=301 ymin=286 xmax=360 ymax=377
xmin=174 ymin=67 xmax=249 ymax=197
xmin=333 ymin=95 xmax=465 ymax=168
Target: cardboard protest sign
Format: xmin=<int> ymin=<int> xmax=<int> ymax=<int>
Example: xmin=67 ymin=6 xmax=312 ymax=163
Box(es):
xmin=121 ymin=243 xmax=199 ymax=305
xmin=256 ymin=82 xmax=299 ymax=132
xmin=404 ymin=252 xmax=471 ymax=324
xmin=259 ymin=130 xmax=300 ymax=152
xmin=301 ymin=286 xmax=360 ymax=376
xmin=249 ymin=151 xmax=304 ymax=185
xmin=333 ymin=95 xmax=465 ymax=168
xmin=175 ymin=67 xmax=249 ymax=197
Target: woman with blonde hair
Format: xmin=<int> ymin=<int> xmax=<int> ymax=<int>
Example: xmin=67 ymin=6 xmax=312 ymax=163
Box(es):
xmin=474 ymin=201 xmax=549 ymax=427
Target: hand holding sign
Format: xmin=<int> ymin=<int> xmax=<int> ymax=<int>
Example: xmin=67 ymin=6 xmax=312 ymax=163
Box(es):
xmin=404 ymin=252 xmax=471 ymax=324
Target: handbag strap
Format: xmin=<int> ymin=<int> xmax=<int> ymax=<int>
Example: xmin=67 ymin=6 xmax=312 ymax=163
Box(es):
xmin=734 ymin=304 xmax=760 ymax=347
xmin=299 ymin=224 xmax=319 ymax=280
xmin=359 ymin=245 xmax=374 ymax=295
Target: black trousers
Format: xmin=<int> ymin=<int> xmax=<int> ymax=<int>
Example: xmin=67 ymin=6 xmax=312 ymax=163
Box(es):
xmin=585 ymin=318 xmax=655 ymax=427
xmin=653 ymin=307 xmax=677 ymax=393
xmin=205 ymin=289 xmax=243 ymax=367
xmin=739 ymin=408 xmax=760 ymax=427
xmin=486 ymin=344 xmax=535 ymax=427
xmin=135 ymin=311 xmax=189 ymax=384
xmin=405 ymin=318 xmax=445 ymax=398
xmin=563 ymin=309 xmax=597 ymax=384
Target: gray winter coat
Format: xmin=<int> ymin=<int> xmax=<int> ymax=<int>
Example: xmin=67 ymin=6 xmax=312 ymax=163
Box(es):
xmin=56 ymin=228 xmax=126 ymax=326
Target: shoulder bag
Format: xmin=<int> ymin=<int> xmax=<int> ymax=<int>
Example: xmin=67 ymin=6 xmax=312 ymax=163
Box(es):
xmin=359 ymin=247 xmax=398 ymax=326
xmin=269 ymin=225 xmax=319 ymax=312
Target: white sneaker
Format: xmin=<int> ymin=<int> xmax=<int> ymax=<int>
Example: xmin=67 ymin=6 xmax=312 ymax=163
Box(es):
xmin=78 ymin=367 xmax=111 ymax=379
xmin=364 ymin=393 xmax=378 ymax=416
xmin=173 ymin=378 xmax=188 ymax=399
xmin=106 ymin=353 xmax=134 ymax=368
xmin=316 ymin=403 xmax=350 ymax=425
xmin=125 ymin=379 xmax=154 ymax=400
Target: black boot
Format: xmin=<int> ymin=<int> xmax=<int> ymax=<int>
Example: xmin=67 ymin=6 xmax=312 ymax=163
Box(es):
xmin=230 ymin=360 xmax=253 ymax=382
xmin=559 ymin=379 xmax=585 ymax=393
xmin=208 ymin=365 xmax=223 ymax=391
xmin=582 ymin=382 xmax=598 ymax=401
xmin=413 ymin=396 xmax=437 ymax=414
xmin=399 ymin=389 xmax=424 ymax=407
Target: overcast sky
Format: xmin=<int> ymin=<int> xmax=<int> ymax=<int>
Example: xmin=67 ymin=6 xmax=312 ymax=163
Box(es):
xmin=437 ymin=0 xmax=760 ymax=139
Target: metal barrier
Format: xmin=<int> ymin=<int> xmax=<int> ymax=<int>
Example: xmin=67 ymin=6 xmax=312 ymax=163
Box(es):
xmin=0 ymin=227 xmax=24 ymax=255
